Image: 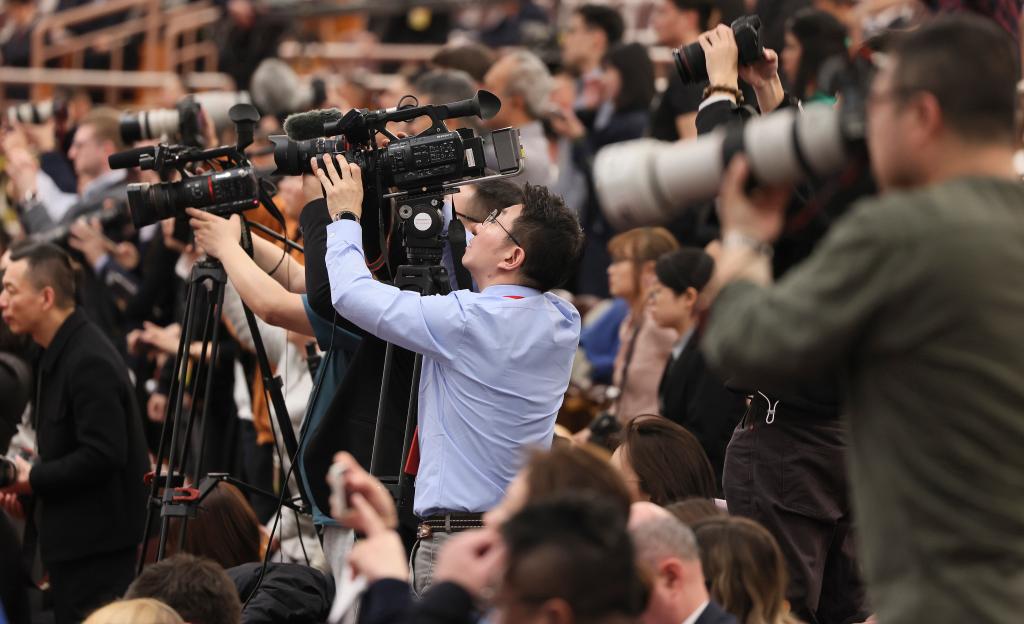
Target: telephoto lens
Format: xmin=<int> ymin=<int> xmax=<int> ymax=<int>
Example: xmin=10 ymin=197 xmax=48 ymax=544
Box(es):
xmin=126 ymin=166 xmax=260 ymax=229
xmin=673 ymin=15 xmax=764 ymax=83
xmin=269 ymin=136 xmax=350 ymax=176
xmin=0 ymin=456 xmax=16 ymax=488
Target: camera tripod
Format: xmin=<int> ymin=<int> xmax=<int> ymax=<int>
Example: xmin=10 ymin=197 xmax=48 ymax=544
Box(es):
xmin=368 ymin=190 xmax=455 ymax=510
xmin=136 ymin=226 xmax=308 ymax=574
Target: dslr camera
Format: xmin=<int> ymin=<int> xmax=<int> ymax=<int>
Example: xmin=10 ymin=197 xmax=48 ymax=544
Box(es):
xmin=673 ymin=15 xmax=764 ymax=83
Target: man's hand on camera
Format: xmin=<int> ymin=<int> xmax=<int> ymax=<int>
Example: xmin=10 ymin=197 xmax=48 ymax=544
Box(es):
xmin=740 ymin=49 xmax=785 ymax=113
xmin=700 ymin=25 xmax=740 ymax=92
xmin=68 ymin=217 xmax=108 ymax=267
xmin=0 ymin=493 xmax=25 ymax=519
xmin=187 ymin=208 xmax=242 ymax=260
xmin=311 ymin=154 xmax=363 ymax=221
xmin=329 ymin=451 xmax=398 ymax=532
xmin=433 ymin=528 xmax=506 ymax=599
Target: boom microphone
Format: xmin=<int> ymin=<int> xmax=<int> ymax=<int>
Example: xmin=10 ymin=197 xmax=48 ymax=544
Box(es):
xmin=283 ymin=108 xmax=344 ymax=141
xmin=108 ymin=146 xmax=157 ymax=170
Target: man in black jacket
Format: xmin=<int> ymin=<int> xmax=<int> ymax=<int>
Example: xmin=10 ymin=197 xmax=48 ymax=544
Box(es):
xmin=0 ymin=242 xmax=148 ymax=623
xmin=651 ymin=248 xmax=746 ymax=489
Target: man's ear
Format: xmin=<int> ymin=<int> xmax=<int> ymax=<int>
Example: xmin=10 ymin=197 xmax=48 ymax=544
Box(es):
xmin=658 ymin=558 xmax=685 ymax=591
xmin=502 ymin=245 xmax=527 ymax=273
xmin=909 ymin=92 xmax=944 ymax=144
xmin=538 ymin=597 xmax=574 ymax=624
xmin=683 ymin=286 xmax=699 ymax=305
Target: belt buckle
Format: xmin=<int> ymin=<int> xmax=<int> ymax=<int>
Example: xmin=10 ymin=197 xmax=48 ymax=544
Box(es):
xmin=417 ymin=523 xmax=433 ymax=540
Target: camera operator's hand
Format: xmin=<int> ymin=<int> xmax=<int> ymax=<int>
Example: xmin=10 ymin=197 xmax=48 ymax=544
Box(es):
xmin=0 ymin=493 xmax=25 ymax=519
xmin=433 ymin=527 xmax=506 ymax=599
xmin=329 ymin=451 xmax=398 ymax=531
xmin=312 ymin=155 xmax=364 ymax=221
xmin=347 ymin=492 xmax=409 ymax=583
xmin=700 ymin=25 xmax=740 ymax=92
xmin=187 ymin=208 xmax=242 ymax=260
xmin=3 ymin=139 xmax=40 ymax=201
xmin=740 ymin=49 xmax=786 ymax=114
xmin=718 ymin=154 xmax=790 ymax=244
xmin=548 ymin=106 xmax=587 ymax=141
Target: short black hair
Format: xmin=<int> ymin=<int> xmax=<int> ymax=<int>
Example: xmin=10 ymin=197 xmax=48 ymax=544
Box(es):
xmin=126 ymin=554 xmax=241 ymax=624
xmin=654 ymin=247 xmax=714 ymax=295
xmin=501 ymin=494 xmax=648 ymax=619
xmin=669 ymin=0 xmax=717 ymax=31
xmin=890 ymin=14 xmax=1018 ymax=144
xmin=464 ymin=179 xmax=524 ymax=222
xmin=511 ymin=184 xmax=584 ymax=291
xmin=9 ymin=242 xmax=76 ymax=309
xmin=786 ymin=8 xmax=848 ymax=99
xmin=575 ymin=4 xmax=625 ymax=46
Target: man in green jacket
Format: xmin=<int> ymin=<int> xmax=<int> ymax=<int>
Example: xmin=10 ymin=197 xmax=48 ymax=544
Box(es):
xmin=702 ymin=14 xmax=1024 ymax=624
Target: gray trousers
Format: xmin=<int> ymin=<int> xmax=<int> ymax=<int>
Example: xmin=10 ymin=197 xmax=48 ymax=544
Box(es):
xmin=410 ymin=531 xmax=455 ymax=596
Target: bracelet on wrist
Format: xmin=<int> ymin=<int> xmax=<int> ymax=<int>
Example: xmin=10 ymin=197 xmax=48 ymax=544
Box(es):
xmin=721 ymin=231 xmax=773 ymax=258
xmin=703 ymin=84 xmax=744 ymax=103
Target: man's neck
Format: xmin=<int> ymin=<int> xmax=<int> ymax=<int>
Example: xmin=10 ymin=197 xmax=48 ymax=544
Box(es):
xmin=674 ymin=314 xmax=695 ymax=337
xmin=917 ymin=143 xmax=1018 ymax=188
xmin=675 ymin=584 xmax=710 ymax=624
xmin=33 ymin=308 xmax=74 ymax=349
xmin=507 ymin=111 xmax=537 ymax=129
xmin=476 ymin=274 xmax=529 ymax=292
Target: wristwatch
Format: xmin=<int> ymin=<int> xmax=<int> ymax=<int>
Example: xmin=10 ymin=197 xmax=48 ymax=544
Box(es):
xmin=332 ymin=211 xmax=360 ymax=223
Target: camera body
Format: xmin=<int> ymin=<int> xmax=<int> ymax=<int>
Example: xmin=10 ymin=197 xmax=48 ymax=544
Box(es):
xmin=673 ymin=15 xmax=764 ymax=84
xmin=127 ymin=166 xmax=259 ymax=229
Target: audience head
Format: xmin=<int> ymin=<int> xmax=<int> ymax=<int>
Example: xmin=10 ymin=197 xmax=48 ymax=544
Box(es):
xmin=694 ymin=516 xmax=794 ymax=624
xmin=607 ymin=227 xmax=680 ymax=305
xmin=170 ymin=482 xmax=261 ymax=569
xmin=84 ymin=599 xmax=184 ymax=624
xmin=485 ymin=443 xmax=632 ymax=528
xmin=631 ymin=516 xmax=709 ymax=624
xmin=867 ymin=14 xmax=1019 ymax=191
xmin=652 ymin=0 xmax=719 ymax=47
xmin=666 ymin=497 xmax=728 ymax=527
xmin=651 ymin=247 xmax=714 ymax=332
xmin=781 ymin=8 xmax=848 ymax=100
xmin=458 ymin=178 xmax=525 ymax=226
xmin=484 ymin=50 xmax=553 ymax=128
xmin=69 ymin=106 xmax=124 ymax=179
xmin=432 ymin=43 xmax=497 ymax=84
xmin=496 ymin=494 xmax=648 ymax=624
xmin=126 ymin=554 xmax=242 ymax=624
xmin=612 ymin=416 xmax=717 ymax=505
xmin=562 ymin=4 xmax=625 ymax=75
xmin=1 ymin=243 xmax=76 ymax=343
xmin=463 ymin=183 xmax=583 ymax=292
xmin=602 ymin=42 xmax=656 ymax=114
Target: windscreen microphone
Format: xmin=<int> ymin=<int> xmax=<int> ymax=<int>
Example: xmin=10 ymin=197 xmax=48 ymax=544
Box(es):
xmin=108 ymin=146 xmax=156 ymax=170
xmin=283 ymin=108 xmax=344 ymax=141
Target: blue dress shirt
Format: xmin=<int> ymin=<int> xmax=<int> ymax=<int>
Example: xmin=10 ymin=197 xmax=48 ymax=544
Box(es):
xmin=326 ymin=219 xmax=581 ymax=516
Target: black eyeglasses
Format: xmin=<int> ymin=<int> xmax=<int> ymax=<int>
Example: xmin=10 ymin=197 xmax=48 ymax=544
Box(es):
xmin=484 ymin=208 xmax=522 ymax=247
xmin=453 ymin=210 xmax=484 ymax=225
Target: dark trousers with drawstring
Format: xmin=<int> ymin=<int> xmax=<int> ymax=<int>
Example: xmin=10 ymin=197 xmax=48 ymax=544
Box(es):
xmin=723 ymin=400 xmax=868 ymax=624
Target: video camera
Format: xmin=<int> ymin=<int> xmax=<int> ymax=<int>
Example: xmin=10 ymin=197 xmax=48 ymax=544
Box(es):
xmin=109 ymin=104 xmax=265 ymax=230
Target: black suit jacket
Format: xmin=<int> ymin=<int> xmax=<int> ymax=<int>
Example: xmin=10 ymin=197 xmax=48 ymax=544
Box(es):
xmin=658 ymin=335 xmax=747 ymax=487
xmin=695 ymin=600 xmax=739 ymax=624
xmin=28 ymin=310 xmax=148 ymax=564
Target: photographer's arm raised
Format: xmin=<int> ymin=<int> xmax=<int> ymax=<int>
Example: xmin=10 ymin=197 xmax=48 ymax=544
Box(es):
xmin=188 ymin=208 xmax=313 ymax=335
xmin=315 ymin=156 xmax=465 ymax=362
xmin=249 ymin=230 xmax=306 ymax=293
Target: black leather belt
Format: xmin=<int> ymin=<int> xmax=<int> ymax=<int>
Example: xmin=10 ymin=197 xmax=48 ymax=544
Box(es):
xmin=417 ymin=512 xmax=484 ymax=539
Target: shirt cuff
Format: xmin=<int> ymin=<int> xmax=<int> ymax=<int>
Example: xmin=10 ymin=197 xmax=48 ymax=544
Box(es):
xmin=326 ymin=218 xmax=362 ymax=246
xmin=699 ymin=94 xmax=736 ymax=112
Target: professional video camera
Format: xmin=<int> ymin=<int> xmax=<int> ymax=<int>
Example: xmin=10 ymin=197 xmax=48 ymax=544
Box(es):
xmin=110 ymin=104 xmax=265 ymax=229
xmin=270 ymin=90 xmax=522 ymax=189
xmin=674 ymin=15 xmax=764 ymax=83
xmin=593 ymin=59 xmax=870 ymax=230
xmin=270 ymin=90 xmax=522 ymax=266
xmin=28 ymin=200 xmax=132 ymax=247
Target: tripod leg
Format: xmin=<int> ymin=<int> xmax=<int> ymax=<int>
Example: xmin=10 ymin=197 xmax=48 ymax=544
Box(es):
xmin=398 ymin=354 xmax=421 ymax=510
xmin=369 ymin=343 xmax=396 ymax=476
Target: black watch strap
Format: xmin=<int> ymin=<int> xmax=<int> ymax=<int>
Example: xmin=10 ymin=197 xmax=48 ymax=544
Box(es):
xmin=333 ymin=211 xmax=359 ymax=223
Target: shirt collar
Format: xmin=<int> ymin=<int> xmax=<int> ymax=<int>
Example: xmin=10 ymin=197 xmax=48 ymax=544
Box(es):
xmin=672 ymin=327 xmax=696 ymax=360
xmin=481 ymin=284 xmax=542 ymax=298
xmin=39 ymin=309 xmax=88 ymax=372
xmin=681 ymin=600 xmax=710 ymax=624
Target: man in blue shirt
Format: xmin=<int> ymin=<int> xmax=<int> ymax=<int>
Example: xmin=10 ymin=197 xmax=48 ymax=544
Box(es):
xmin=312 ymin=154 xmax=584 ymax=593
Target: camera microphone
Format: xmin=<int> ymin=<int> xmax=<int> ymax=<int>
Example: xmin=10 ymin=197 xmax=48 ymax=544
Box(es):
xmin=283 ymin=108 xmax=344 ymax=141
xmin=108 ymin=146 xmax=157 ymax=170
